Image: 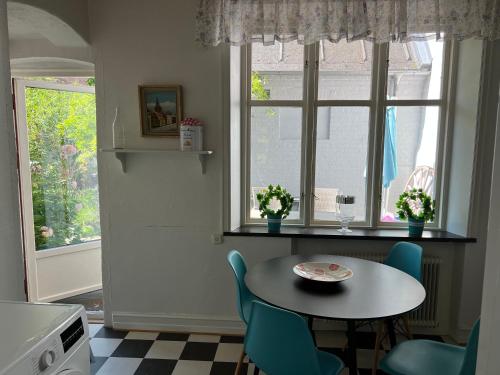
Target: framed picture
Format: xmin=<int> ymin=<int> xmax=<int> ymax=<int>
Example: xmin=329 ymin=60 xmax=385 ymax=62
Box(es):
xmin=139 ymin=85 xmax=183 ymax=137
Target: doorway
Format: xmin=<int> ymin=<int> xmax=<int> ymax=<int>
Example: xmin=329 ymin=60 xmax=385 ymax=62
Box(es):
xmin=14 ymin=78 xmax=103 ymax=319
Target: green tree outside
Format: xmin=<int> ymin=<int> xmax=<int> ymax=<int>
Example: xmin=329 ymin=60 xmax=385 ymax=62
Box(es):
xmin=26 ymin=85 xmax=100 ymax=250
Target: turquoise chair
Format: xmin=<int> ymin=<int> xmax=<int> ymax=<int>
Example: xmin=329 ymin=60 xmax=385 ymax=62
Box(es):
xmin=227 ymin=250 xmax=259 ymax=324
xmin=243 ymin=300 xmax=344 ymax=375
xmin=372 ymin=241 xmax=424 ymax=374
xmin=227 ymin=250 xmax=264 ymax=374
xmin=380 ymin=319 xmax=480 ymax=375
xmin=385 ymin=241 xmax=423 ymax=282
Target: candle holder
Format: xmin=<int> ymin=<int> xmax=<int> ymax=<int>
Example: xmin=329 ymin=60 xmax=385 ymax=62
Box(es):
xmin=336 ymin=195 xmax=355 ymax=233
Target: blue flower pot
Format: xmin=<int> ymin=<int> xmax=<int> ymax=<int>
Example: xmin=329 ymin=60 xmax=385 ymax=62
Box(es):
xmin=408 ymin=218 xmax=425 ymax=237
xmin=267 ymin=214 xmax=282 ymax=233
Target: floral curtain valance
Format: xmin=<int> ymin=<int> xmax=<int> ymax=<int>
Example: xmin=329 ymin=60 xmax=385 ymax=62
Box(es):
xmin=196 ymin=0 xmax=500 ymax=46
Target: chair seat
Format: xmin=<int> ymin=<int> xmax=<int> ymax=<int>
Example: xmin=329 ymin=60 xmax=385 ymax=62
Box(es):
xmin=317 ymin=350 xmax=344 ymax=375
xmin=380 ymin=340 xmax=466 ymax=375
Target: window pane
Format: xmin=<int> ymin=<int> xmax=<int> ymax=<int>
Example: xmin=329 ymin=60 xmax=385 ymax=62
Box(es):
xmin=26 ymin=86 xmax=100 ymax=250
xmin=250 ymin=107 xmax=302 ymax=220
xmin=387 ymin=40 xmax=444 ymax=100
xmin=318 ymin=40 xmax=373 ymax=100
xmin=251 ymin=41 xmax=304 ymax=100
xmin=313 ymin=107 xmax=370 ymax=222
xmin=381 ymin=106 xmax=440 ymax=222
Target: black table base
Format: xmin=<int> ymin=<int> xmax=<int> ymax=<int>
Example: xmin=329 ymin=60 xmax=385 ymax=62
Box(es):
xmin=346 ymin=321 xmax=358 ymax=374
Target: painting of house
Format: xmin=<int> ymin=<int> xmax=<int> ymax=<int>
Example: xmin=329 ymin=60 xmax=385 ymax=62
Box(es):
xmin=139 ymin=85 xmax=182 ymax=136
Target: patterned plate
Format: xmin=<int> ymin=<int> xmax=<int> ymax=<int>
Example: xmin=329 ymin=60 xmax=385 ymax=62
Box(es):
xmin=293 ymin=262 xmax=354 ymax=282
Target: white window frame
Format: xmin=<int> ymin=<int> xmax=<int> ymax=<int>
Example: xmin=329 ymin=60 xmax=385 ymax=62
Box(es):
xmin=241 ymin=40 xmax=455 ymax=229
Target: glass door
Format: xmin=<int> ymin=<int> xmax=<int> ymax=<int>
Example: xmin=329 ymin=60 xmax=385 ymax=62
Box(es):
xmin=15 ymin=79 xmax=102 ymax=306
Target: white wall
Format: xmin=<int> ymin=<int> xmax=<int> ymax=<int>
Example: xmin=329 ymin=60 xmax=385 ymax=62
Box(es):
xmin=88 ymin=0 xmax=494 ymax=335
xmin=0 ymin=0 xmax=25 ymax=301
xmin=8 ymin=0 xmax=92 ymax=74
xmin=444 ymin=40 xmax=489 ymax=339
xmin=477 ymin=93 xmax=500 ymax=375
xmin=88 ymin=0 xmax=291 ymax=330
xmin=8 ymin=0 xmax=90 ymax=43
xmin=446 ymin=40 xmax=482 ymax=235
xmin=450 ymin=40 xmax=500 ymax=339
xmin=477 ymin=41 xmax=500 ymax=375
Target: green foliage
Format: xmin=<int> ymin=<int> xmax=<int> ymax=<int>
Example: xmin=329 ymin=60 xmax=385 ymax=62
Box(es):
xmin=26 ymin=86 xmax=100 ymax=250
xmin=251 ymin=72 xmax=269 ymax=100
xmin=396 ymin=188 xmax=435 ymax=222
xmin=256 ymin=185 xmax=294 ymax=219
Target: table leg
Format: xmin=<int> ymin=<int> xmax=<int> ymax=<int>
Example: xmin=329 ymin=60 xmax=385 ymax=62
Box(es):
xmin=346 ymin=320 xmax=358 ymax=375
xmin=386 ymin=319 xmax=397 ymax=348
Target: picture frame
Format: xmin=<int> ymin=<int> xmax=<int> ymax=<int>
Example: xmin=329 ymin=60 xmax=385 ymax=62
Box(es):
xmin=139 ymin=85 xmax=183 ymax=137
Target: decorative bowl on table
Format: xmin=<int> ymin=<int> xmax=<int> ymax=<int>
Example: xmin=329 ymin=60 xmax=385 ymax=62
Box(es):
xmin=293 ymin=262 xmax=353 ymax=282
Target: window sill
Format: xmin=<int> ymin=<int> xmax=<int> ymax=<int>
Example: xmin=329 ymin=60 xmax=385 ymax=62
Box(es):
xmin=224 ymin=226 xmax=476 ymax=243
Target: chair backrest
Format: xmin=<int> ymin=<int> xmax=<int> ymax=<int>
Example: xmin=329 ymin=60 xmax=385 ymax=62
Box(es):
xmin=314 ymin=187 xmax=339 ymax=213
xmin=385 ymin=241 xmax=423 ymax=282
xmin=245 ymin=301 xmax=323 ymax=375
xmin=405 ymin=165 xmax=435 ymax=196
xmin=227 ymin=250 xmax=253 ymax=324
xmin=459 ymin=319 xmax=480 ymax=375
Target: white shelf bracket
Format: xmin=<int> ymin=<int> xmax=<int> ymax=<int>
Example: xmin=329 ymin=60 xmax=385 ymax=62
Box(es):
xmin=199 ymin=154 xmax=208 ymax=174
xmin=114 ymin=151 xmax=127 ymax=173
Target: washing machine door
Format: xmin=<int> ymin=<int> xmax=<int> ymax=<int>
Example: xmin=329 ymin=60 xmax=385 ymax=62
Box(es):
xmin=57 ymin=370 xmax=84 ymax=374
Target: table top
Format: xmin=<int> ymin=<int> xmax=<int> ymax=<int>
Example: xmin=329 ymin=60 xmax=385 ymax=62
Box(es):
xmin=245 ymin=254 xmax=426 ymax=321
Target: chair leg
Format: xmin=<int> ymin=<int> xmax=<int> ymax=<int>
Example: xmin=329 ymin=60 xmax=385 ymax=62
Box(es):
xmin=234 ymin=349 xmax=245 ymax=375
xmin=372 ymin=321 xmax=384 ymax=375
xmin=403 ymin=315 xmax=413 ymax=339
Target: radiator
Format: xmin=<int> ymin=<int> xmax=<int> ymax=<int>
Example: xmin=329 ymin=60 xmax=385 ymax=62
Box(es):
xmin=333 ymin=252 xmax=441 ymax=328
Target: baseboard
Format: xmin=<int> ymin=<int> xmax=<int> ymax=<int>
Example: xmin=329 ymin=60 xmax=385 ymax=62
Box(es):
xmin=112 ymin=311 xmax=246 ymax=335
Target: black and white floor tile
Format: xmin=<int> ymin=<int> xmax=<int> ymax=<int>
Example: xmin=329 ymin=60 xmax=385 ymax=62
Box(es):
xmin=89 ymin=323 xmax=450 ymax=375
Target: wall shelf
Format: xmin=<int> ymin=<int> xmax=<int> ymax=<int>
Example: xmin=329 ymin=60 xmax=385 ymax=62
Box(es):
xmin=100 ymin=148 xmax=213 ymax=174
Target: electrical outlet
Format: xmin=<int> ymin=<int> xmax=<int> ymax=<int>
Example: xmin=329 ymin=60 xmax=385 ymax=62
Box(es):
xmin=211 ymin=233 xmax=223 ymax=244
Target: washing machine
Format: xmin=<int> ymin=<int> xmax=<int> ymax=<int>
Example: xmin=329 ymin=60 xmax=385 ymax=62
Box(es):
xmin=0 ymin=301 xmax=90 ymax=375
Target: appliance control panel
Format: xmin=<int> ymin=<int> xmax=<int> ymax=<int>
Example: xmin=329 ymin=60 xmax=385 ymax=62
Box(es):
xmin=2 ymin=306 xmax=88 ymax=375
xmin=30 ymin=338 xmax=61 ymax=374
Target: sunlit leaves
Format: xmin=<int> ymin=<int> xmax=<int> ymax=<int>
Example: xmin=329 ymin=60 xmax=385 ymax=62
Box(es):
xmin=25 ymin=87 xmax=100 ymax=250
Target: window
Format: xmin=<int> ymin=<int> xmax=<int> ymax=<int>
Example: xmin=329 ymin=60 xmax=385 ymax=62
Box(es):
xmin=381 ymin=40 xmax=446 ymax=224
xmin=247 ymin=41 xmax=305 ymax=222
xmin=242 ymin=39 xmax=451 ymax=228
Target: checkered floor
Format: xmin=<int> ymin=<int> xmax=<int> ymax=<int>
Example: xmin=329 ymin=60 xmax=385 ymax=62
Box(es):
xmin=89 ymin=323 xmax=450 ymax=375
